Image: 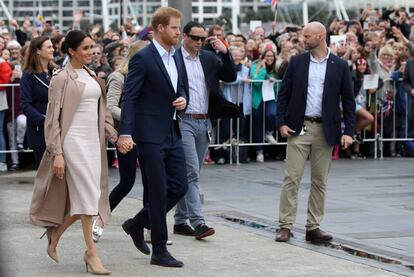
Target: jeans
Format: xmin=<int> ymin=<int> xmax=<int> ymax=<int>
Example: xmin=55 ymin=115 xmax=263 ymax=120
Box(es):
xmin=6 ymin=114 xmax=27 ymax=165
xmin=174 ymin=116 xmax=210 ymax=228
xmin=252 ymin=100 xmax=277 ymax=151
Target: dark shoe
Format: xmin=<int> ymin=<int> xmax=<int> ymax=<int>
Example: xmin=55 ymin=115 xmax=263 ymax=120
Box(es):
xmin=275 ymin=228 xmax=291 ymax=242
xmin=9 ymin=164 xmax=18 ymax=171
xmin=354 ymin=133 xmax=363 ymax=144
xmin=194 ymin=224 xmax=215 ymax=240
xmin=305 ymin=228 xmax=333 ymax=243
xmin=17 ymin=143 xmax=24 ymax=151
xmin=355 ymin=152 xmax=366 ymax=159
xmin=151 ymin=252 xmax=184 ymax=267
xmin=122 ymin=219 xmax=150 ymax=255
xmin=173 ymin=223 xmax=195 ymax=236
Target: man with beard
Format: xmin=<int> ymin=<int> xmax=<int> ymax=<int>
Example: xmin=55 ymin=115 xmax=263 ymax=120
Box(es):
xmin=117 ymin=7 xmax=188 ymax=267
xmin=275 ymin=22 xmax=355 ymax=243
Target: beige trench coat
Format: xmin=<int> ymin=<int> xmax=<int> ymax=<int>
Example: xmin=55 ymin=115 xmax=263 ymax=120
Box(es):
xmin=29 ymin=63 xmax=118 ymax=228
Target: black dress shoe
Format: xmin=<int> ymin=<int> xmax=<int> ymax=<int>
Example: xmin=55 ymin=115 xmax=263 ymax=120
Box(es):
xmin=305 ymin=228 xmax=333 ymax=243
xmin=122 ymin=219 xmax=150 ymax=255
xmin=194 ymin=224 xmax=215 ymax=240
xmin=151 ymin=252 xmax=184 ymax=267
xmin=173 ymin=223 xmax=195 ymax=236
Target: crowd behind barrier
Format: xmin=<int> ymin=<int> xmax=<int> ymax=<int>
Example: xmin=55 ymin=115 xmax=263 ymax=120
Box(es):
xmin=0 ymin=4 xmax=414 ymax=170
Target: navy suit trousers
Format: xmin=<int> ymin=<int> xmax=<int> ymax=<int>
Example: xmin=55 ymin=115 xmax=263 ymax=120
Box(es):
xmin=132 ymin=121 xmax=188 ymax=255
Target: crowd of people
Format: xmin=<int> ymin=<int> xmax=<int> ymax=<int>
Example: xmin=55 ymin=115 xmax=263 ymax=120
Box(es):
xmin=1 ymin=5 xmax=414 ymax=171
xmin=0 ymin=3 xmax=411 ymax=275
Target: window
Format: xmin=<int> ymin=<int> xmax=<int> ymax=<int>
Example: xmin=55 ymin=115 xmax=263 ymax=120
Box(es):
xmin=203 ymin=6 xmax=217 ymax=14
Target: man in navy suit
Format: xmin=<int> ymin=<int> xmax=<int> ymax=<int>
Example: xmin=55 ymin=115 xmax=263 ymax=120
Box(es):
xmin=172 ymin=21 xmax=238 ymax=240
xmin=275 ymin=22 xmax=355 ymax=243
xmin=117 ymin=7 xmax=188 ymax=267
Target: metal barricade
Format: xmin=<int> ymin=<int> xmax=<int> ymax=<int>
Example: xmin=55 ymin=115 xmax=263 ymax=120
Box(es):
xmin=0 ymin=84 xmax=33 ymax=156
xmin=377 ymin=78 xmax=413 ymax=159
xmin=1 ymin=79 xmax=413 ymax=164
xmin=211 ymin=79 xmax=286 ymax=164
xmin=211 ymin=77 xmax=414 ymax=164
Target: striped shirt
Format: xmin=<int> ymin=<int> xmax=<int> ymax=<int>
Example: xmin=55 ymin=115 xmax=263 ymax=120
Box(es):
xmin=182 ymin=47 xmax=209 ymax=114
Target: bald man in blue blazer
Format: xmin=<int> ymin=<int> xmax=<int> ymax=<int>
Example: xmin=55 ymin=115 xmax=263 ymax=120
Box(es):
xmin=275 ymin=22 xmax=355 ymax=243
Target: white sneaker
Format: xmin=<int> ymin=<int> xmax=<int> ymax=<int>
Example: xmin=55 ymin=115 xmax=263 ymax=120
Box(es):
xmin=0 ymin=162 xmax=7 ymax=172
xmin=217 ymin=158 xmax=225 ymax=165
xmin=265 ymin=133 xmax=277 ymax=144
xmin=145 ymin=229 xmax=173 ymax=245
xmin=92 ymin=217 xmax=103 ymax=242
xmin=256 ymin=153 xmax=264 ymax=163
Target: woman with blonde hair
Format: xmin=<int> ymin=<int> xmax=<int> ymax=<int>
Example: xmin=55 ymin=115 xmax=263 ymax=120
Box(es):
xmin=29 ymin=30 xmax=118 ymax=275
xmin=92 ymin=40 xmax=150 ymax=242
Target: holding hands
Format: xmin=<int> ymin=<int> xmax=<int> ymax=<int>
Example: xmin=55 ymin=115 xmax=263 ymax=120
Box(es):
xmin=116 ymin=136 xmax=136 ymax=154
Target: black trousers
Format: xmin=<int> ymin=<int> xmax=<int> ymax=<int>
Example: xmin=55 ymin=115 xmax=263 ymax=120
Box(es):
xmin=33 ymin=147 xmax=46 ymax=170
xmin=132 ymin=123 xmax=188 ymax=255
xmin=109 ymin=147 xmax=149 ymax=212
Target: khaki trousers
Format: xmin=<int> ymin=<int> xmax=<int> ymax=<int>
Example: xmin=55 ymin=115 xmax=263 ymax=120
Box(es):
xmin=278 ymin=121 xmax=333 ymax=231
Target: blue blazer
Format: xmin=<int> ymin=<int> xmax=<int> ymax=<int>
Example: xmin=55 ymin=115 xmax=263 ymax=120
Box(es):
xmin=276 ymin=52 xmax=355 ymax=146
xmin=20 ymin=71 xmax=49 ymax=148
xmin=119 ymin=43 xmax=187 ymax=144
xmin=174 ymin=48 xmax=239 ymax=119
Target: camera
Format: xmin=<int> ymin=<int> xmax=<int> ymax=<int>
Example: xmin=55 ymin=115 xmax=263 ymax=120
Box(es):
xmin=285 ymin=26 xmax=298 ymax=33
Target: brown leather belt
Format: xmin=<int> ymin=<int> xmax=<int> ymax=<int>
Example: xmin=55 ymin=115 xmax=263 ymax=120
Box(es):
xmin=184 ymin=114 xmax=209 ymax=120
xmin=304 ymin=116 xmax=322 ymax=123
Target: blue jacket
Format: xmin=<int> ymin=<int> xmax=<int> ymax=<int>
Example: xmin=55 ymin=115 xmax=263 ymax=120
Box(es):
xmin=276 ymin=52 xmax=355 ymax=145
xmin=119 ymin=43 xmax=187 ymax=144
xmin=20 ymin=71 xmax=49 ymax=148
xmin=392 ymin=70 xmax=408 ymax=116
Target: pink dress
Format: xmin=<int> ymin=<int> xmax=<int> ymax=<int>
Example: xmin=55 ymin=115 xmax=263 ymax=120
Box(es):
xmin=63 ymin=68 xmax=102 ymax=215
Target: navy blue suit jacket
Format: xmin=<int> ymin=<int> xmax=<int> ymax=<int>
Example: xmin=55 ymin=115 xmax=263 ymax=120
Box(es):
xmin=119 ymin=43 xmax=187 ymax=144
xmin=174 ymin=48 xmax=240 ymax=119
xmin=276 ymin=52 xmax=355 ymax=146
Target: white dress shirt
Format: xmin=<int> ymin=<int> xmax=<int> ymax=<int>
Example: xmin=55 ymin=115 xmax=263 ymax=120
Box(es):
xmin=153 ymin=38 xmax=178 ymax=119
xmin=181 ymin=47 xmax=209 ymax=114
xmin=152 ymin=38 xmax=178 ymax=94
xmin=305 ymin=48 xmax=330 ymax=117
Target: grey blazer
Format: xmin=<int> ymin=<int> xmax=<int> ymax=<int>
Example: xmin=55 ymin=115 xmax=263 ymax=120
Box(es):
xmin=106 ymin=71 xmax=125 ymax=121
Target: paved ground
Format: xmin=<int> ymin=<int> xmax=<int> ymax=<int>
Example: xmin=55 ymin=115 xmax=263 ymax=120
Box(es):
xmin=0 ymin=157 xmax=413 ymax=276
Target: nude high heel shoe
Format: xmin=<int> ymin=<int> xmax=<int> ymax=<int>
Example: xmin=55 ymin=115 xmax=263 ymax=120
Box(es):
xmin=83 ymin=251 xmax=111 ymax=275
xmin=40 ymin=227 xmax=59 ymax=263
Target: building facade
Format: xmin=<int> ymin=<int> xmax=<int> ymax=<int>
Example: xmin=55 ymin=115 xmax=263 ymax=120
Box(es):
xmin=0 ymin=0 xmax=412 ymax=31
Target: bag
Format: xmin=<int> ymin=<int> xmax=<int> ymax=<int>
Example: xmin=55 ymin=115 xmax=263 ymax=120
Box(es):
xmin=401 ymin=141 xmax=414 ymax=157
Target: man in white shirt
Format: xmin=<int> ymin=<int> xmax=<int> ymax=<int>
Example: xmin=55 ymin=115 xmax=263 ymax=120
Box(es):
xmin=117 ymin=7 xmax=188 ymax=267
xmin=275 ymin=21 xmax=355 ymax=243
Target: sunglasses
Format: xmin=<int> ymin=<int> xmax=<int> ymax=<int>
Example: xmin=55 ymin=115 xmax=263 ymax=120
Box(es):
xmin=187 ymin=34 xmax=207 ymax=42
xmin=92 ymin=52 xmax=102 ymax=55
